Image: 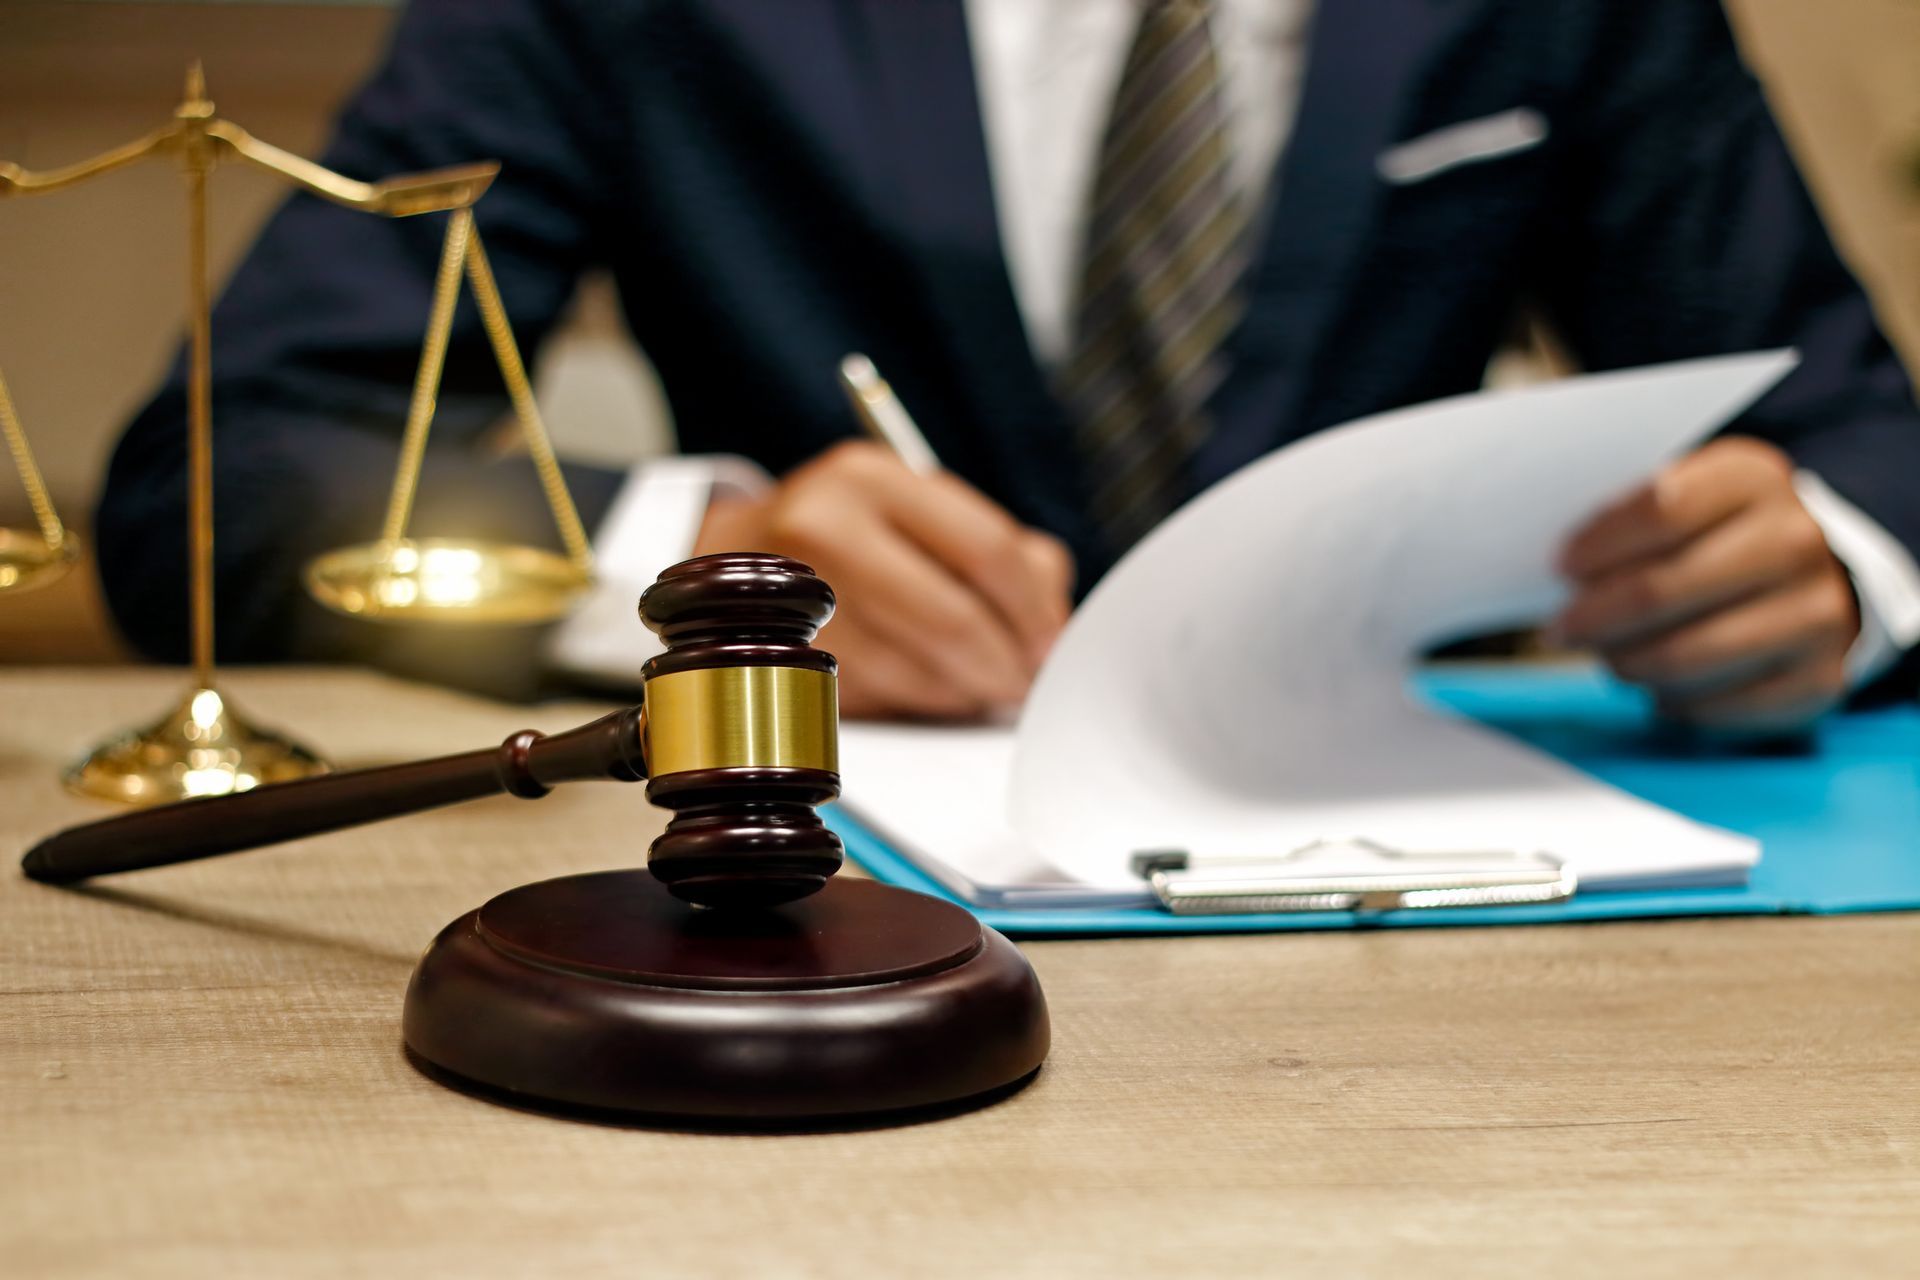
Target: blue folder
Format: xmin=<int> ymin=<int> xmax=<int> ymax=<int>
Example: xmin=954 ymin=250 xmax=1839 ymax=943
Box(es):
xmin=829 ymin=667 xmax=1920 ymax=937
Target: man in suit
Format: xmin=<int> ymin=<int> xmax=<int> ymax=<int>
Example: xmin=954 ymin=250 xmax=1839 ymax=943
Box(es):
xmin=97 ymin=0 xmax=1920 ymax=725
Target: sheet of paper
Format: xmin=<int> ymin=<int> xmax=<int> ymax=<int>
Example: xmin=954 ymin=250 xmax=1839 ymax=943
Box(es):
xmin=835 ymin=724 xmax=1121 ymax=906
xmin=842 ymin=353 xmax=1798 ymax=905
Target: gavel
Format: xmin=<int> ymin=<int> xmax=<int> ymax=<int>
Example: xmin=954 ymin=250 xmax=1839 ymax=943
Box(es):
xmin=24 ymin=552 xmax=1051 ymax=1124
xmin=24 ymin=552 xmax=844 ymax=907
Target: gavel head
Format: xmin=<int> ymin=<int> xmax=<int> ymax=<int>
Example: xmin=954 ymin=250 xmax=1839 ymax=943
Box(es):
xmin=638 ymin=553 xmax=844 ymax=910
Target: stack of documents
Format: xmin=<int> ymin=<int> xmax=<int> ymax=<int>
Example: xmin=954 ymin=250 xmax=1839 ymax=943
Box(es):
xmin=838 ymin=354 xmax=1800 ymax=911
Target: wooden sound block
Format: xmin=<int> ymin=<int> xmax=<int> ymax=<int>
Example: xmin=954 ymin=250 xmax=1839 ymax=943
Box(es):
xmin=403 ymin=871 xmax=1050 ymax=1123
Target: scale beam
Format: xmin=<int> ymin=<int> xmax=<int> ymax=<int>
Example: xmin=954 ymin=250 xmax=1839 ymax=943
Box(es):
xmin=1 ymin=69 xmax=495 ymax=217
xmin=204 ymin=121 xmax=498 ymax=216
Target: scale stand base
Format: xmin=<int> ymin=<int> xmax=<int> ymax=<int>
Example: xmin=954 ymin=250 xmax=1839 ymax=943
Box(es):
xmin=403 ymin=872 xmax=1051 ymax=1125
xmin=65 ymin=685 xmax=329 ymax=806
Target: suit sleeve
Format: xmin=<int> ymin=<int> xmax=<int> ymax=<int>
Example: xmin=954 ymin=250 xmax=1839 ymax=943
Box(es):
xmin=95 ymin=0 xmax=628 ymax=698
xmin=1533 ymin=0 xmax=1920 ymax=698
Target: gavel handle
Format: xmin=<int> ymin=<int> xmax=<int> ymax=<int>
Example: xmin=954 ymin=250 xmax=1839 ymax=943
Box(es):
xmin=21 ymin=707 xmax=648 ymax=885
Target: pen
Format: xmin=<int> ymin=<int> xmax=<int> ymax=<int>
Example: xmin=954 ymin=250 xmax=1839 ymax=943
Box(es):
xmin=838 ymin=352 xmax=942 ymax=475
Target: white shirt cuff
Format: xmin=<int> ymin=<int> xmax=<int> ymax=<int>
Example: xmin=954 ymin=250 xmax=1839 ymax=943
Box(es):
xmin=1794 ymin=469 xmax=1920 ymax=687
xmin=547 ymin=456 xmax=772 ymax=686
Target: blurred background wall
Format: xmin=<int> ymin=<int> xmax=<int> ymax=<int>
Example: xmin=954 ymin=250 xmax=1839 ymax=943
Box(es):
xmin=1 ymin=0 xmax=1916 ymax=665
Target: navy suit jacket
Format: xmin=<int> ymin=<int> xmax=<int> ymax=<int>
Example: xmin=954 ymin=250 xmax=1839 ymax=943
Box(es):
xmin=98 ymin=0 xmax=1920 ymax=699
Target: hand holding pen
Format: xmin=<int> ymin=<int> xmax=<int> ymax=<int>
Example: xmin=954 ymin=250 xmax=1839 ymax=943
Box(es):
xmin=691 ymin=353 xmax=1072 ymax=720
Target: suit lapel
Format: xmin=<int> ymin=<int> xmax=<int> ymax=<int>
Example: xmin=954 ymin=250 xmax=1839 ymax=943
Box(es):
xmin=842 ymin=0 xmax=1090 ymax=543
xmin=839 ymin=0 xmax=1455 ymax=562
xmin=1202 ymin=0 xmax=1447 ymax=487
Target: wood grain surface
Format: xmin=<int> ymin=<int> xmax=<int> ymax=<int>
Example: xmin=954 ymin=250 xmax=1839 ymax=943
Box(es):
xmin=3 ymin=669 xmax=1916 ymax=1278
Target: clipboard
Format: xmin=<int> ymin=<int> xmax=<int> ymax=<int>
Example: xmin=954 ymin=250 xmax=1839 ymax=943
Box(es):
xmin=830 ymin=667 xmax=1920 ymax=937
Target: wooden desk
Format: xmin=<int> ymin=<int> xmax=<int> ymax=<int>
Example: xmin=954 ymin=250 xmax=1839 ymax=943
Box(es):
xmin=4 ymin=669 xmax=1916 ymax=1277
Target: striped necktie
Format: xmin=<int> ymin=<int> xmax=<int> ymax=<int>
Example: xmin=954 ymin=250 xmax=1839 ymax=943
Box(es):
xmin=1058 ymin=0 xmax=1249 ymax=554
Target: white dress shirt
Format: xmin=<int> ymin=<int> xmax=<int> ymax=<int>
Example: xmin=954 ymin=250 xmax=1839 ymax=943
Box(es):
xmin=551 ymin=0 xmax=1920 ymax=687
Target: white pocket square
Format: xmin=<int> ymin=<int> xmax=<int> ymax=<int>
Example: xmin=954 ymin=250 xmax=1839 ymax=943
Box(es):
xmin=1376 ymin=107 xmax=1549 ymax=185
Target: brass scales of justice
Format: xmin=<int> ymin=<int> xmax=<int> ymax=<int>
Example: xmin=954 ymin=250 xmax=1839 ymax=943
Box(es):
xmin=0 ymin=66 xmax=596 ymax=805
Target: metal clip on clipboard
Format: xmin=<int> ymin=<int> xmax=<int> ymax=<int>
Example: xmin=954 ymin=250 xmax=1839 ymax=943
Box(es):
xmin=1130 ymin=839 xmax=1577 ymax=916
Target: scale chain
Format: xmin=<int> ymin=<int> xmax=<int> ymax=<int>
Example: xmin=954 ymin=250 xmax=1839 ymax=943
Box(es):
xmin=0 ymin=367 xmax=67 ymax=550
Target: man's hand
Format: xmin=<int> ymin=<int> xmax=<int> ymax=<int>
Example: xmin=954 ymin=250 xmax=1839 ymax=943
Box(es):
xmin=694 ymin=441 xmax=1073 ymax=720
xmin=1553 ymin=436 xmax=1859 ymax=730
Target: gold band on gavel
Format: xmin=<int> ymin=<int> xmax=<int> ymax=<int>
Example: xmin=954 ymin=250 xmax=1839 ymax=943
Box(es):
xmin=643 ymin=666 xmax=839 ymax=777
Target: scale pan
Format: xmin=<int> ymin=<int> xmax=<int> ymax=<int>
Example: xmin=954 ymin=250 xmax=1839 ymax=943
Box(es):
xmin=0 ymin=528 xmax=80 ymax=595
xmin=305 ymin=537 xmax=591 ymax=626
